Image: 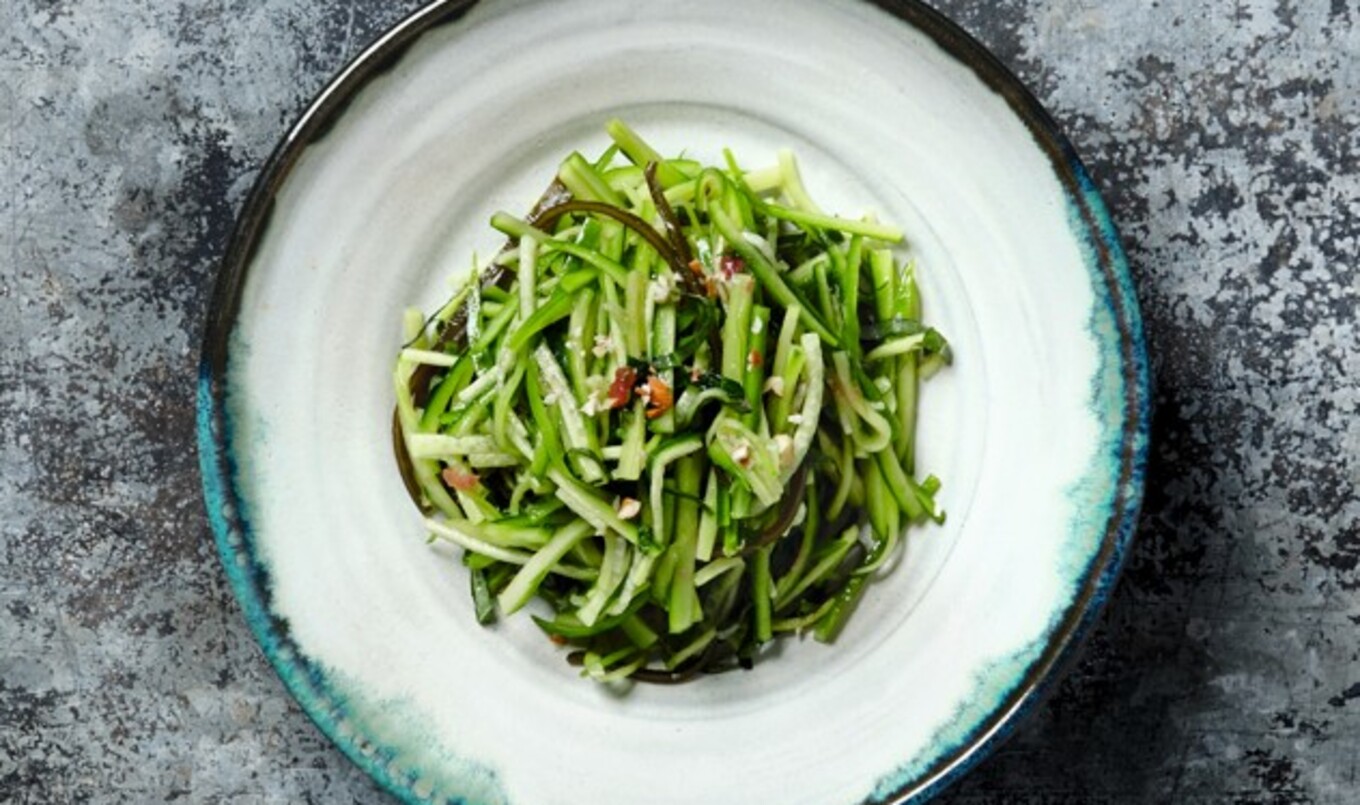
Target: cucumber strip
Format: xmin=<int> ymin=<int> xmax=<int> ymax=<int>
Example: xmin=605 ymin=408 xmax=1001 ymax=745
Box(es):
xmin=774 ymin=469 xmax=819 ymax=601
xmin=648 ymin=435 xmax=705 ymax=544
xmin=752 ymin=546 xmax=773 ymax=643
xmin=694 ymin=556 xmax=744 ymax=587
xmin=576 ymin=534 xmax=629 ymax=626
xmin=664 ymin=626 xmax=717 ymax=670
xmin=762 ymin=203 xmax=904 ymax=243
xmin=604 ymin=550 xmax=657 ymax=618
xmin=404 ymin=433 xmax=498 ymax=460
xmin=743 ymin=305 xmax=770 ymax=430
xmin=666 ymin=453 xmax=706 ymax=634
xmin=425 ymin=518 xmax=594 ymax=581
xmin=604 ymin=118 xmax=687 ymax=188
xmin=399 ymin=348 xmax=458 ymax=367
xmin=498 ymin=520 xmax=594 ymax=615
xmin=547 ymin=465 xmax=640 ymax=545
xmin=694 ymin=470 xmax=721 ymax=562
xmin=534 ymin=344 xmax=604 ymax=484
xmin=518 ymin=233 xmax=538 ymax=319
xmin=783 ymin=334 xmax=825 ymax=482
xmin=559 ymin=151 xmax=623 ymax=205
xmin=776 ymin=149 xmax=823 ymax=214
xmin=774 ymin=526 xmax=858 ymax=611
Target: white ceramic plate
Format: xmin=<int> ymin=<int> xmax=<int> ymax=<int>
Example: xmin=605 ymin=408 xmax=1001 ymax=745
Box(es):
xmin=198 ymin=1 xmax=1150 ymax=803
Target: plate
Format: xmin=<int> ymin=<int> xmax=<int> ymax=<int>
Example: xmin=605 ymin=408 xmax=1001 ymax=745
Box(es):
xmin=197 ymin=1 xmax=1150 ymax=802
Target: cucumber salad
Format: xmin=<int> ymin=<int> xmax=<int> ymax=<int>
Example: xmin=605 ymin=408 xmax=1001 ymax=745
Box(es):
xmin=393 ymin=120 xmax=950 ymax=683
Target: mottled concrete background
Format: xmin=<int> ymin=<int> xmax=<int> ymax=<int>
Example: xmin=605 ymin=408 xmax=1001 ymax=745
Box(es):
xmin=2 ymin=0 xmax=1356 ymax=802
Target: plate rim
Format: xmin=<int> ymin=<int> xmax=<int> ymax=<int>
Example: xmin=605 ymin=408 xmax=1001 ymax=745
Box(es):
xmin=196 ymin=1 xmax=1152 ymax=802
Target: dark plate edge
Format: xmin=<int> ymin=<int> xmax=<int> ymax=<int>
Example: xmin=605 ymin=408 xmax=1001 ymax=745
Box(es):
xmin=868 ymin=2 xmax=1151 ymax=803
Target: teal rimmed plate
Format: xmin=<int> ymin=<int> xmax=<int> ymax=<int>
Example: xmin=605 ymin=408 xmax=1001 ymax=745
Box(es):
xmin=198 ymin=1 xmax=1150 ymax=802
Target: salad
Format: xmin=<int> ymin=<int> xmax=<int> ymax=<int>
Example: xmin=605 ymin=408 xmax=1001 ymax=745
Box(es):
xmin=393 ymin=120 xmax=949 ymax=683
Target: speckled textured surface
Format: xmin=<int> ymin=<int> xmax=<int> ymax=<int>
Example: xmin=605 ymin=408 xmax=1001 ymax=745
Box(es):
xmin=1 ymin=1 xmax=1356 ymax=803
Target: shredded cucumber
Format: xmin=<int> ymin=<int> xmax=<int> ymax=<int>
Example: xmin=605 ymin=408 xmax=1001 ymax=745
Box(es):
xmin=392 ymin=120 xmax=950 ymax=683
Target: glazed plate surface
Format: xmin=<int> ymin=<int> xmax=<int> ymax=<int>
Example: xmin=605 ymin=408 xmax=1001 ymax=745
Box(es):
xmin=198 ymin=1 xmax=1149 ymax=803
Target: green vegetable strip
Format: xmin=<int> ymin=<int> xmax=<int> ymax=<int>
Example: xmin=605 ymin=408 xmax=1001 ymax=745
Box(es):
xmin=418 ymin=356 xmax=472 ymax=431
xmin=812 ymin=571 xmax=870 ymax=643
xmin=708 ymin=415 xmax=782 ymax=509
xmin=865 ymin=334 xmax=926 ymax=363
xmin=518 ymin=233 xmax=538 ymax=319
xmin=774 ymin=468 xmax=819 ymax=601
xmin=405 ymin=301 xmax=448 ymax=347
xmin=469 ymin=295 xmax=519 ymax=357
xmin=774 ymin=525 xmax=858 ymax=611
xmin=524 ymin=362 xmax=560 ymax=478
xmin=865 ymin=458 xmax=893 ymax=541
xmin=499 ymin=520 xmax=594 ymax=614
xmin=666 ymin=453 xmax=706 ymax=634
xmin=559 ymin=151 xmax=623 ymax=205
xmin=831 ymin=352 xmax=892 ymax=456
xmin=783 ymin=334 xmax=825 ymax=483
xmin=776 ymin=149 xmax=823 ymax=214
xmin=787 ymin=253 xmax=827 ymax=287
xmin=858 ymin=495 xmax=900 ymax=576
xmin=505 ymin=290 xmax=574 ymax=354
xmin=743 ymin=306 xmax=770 ymax=429
xmin=566 ymin=289 xmax=597 ymax=403
xmin=651 ymin=304 xmax=677 ymax=433
xmin=652 ymin=543 xmax=678 ymax=604
xmin=604 ymin=160 xmax=702 ymax=191
xmin=425 ymin=518 xmax=593 ymax=580
xmin=693 ymin=555 xmax=743 ymax=587
xmin=771 ymin=597 xmax=839 ymax=634
xmin=895 ymin=262 xmax=921 ymax=471
xmin=394 ymin=367 xmax=463 ymax=518
xmin=875 ymin=448 xmax=927 ymax=521
xmin=533 ymin=596 xmax=645 ymax=639
xmin=406 ymin=434 xmax=501 ymax=460
xmin=547 ymin=465 xmax=640 ymax=545
xmin=492 ymin=363 xmax=527 ymax=453
xmin=453 ymin=477 xmax=500 ymax=524
xmin=649 ymin=436 xmax=704 ymax=545
xmin=694 ymin=470 xmax=720 ymax=562
xmin=625 ymin=269 xmax=648 ymax=359
xmin=665 ymin=627 xmax=716 ymax=670
xmin=752 ymin=546 xmax=774 ymax=644
xmin=614 ymin=402 xmax=647 ymax=481
xmin=606 ymin=548 xmax=657 ymax=618
xmin=584 ymin=648 xmax=646 ymax=683
xmin=813 ymin=260 xmax=837 ymax=336
xmin=869 ymin=249 xmax=896 ymax=324
xmin=534 ymin=344 xmax=603 ymax=483
xmin=604 ymin=118 xmax=687 ymax=188
xmin=771 ymin=304 xmax=801 ymax=379
xmin=400 ymin=348 xmax=458 ymax=367
xmin=841 ymin=236 xmax=864 ymax=358
xmin=762 ymin=203 xmax=904 ymax=243
xmin=620 ymin=615 xmax=659 ymax=649
xmin=721 ymin=274 xmax=755 ymax=382
xmin=470 ymin=567 xmax=497 ymax=624
xmin=593 ymin=143 xmax=619 ymax=171
xmin=768 ymin=347 xmax=805 ymax=433
xmin=577 ymin=534 xmax=629 ymax=626
xmin=598 ymin=274 xmax=627 ymax=367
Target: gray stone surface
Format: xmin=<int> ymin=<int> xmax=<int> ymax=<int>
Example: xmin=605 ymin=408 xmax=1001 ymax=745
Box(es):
xmin=1 ymin=0 xmax=1356 ymax=802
